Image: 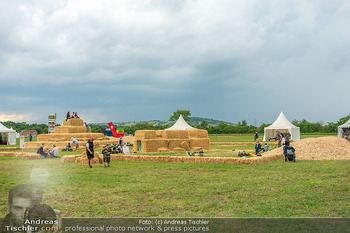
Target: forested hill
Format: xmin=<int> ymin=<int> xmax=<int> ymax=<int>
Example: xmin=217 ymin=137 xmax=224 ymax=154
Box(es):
xmin=91 ymin=117 xmax=234 ymax=127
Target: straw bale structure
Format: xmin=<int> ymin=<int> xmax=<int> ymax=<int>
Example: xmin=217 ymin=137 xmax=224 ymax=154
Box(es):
xmin=61 ymin=155 xmax=80 ymax=163
xmin=0 ymin=147 xmax=20 ymax=151
xmin=0 ymin=152 xmax=19 ymax=158
xmin=264 ymin=136 xmax=350 ymax=160
xmin=97 ymin=153 xmax=283 ymax=164
xmin=133 ymin=129 xmax=210 ymax=153
xmin=25 ymin=118 xmax=120 ymax=150
xmin=75 ymin=151 xmax=102 ymax=164
xmin=0 ymin=152 xmax=46 ymax=160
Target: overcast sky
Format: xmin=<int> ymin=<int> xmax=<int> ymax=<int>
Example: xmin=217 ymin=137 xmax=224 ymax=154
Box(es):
xmin=0 ymin=0 xmax=349 ymax=125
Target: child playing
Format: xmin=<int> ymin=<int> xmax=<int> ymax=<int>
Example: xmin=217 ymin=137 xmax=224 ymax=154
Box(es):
xmin=102 ymin=144 xmax=112 ymax=168
xmin=264 ymin=143 xmax=269 ymax=152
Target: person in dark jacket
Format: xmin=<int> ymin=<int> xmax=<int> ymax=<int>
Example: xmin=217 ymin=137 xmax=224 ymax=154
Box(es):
xmin=254 ymin=132 xmax=259 ymax=141
xmin=37 ymin=144 xmax=48 ymax=158
xmin=255 ymin=141 xmax=261 ymax=155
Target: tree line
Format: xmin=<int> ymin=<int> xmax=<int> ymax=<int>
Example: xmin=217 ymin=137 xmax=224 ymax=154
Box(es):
xmin=2 ymin=113 xmax=349 ymax=135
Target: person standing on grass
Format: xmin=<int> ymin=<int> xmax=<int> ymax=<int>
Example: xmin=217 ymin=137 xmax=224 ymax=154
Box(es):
xmin=276 ymin=130 xmax=282 ymax=147
xmin=254 ymin=132 xmax=259 ymax=141
xmin=102 ymin=144 xmax=112 ymax=168
xmin=71 ymin=137 xmax=79 ymax=151
xmin=119 ymin=137 xmax=124 ymax=147
xmin=86 ymin=138 xmax=94 ymax=168
xmin=29 ymin=134 xmax=32 ymax=142
xmin=255 ymin=141 xmax=261 ymax=155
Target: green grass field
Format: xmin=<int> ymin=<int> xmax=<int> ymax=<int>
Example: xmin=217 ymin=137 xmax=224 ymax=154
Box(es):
xmin=0 ymin=133 xmax=348 ymax=219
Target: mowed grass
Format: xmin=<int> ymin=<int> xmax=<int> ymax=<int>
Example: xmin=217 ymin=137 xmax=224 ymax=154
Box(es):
xmin=0 ymin=157 xmax=349 ymax=218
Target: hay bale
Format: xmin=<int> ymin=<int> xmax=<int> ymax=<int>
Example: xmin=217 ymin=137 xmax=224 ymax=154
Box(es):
xmin=189 ymin=139 xmax=210 ymax=150
xmin=62 ymin=118 xmax=84 ymax=126
xmin=61 ymin=155 xmax=77 ymax=162
xmin=0 ymin=152 xmax=18 ymax=157
xmin=180 ymin=141 xmax=190 ymax=151
xmin=21 ymin=153 xmax=43 ymax=160
xmin=157 ymin=148 xmax=170 ymax=152
xmin=187 ymin=130 xmax=208 ymax=138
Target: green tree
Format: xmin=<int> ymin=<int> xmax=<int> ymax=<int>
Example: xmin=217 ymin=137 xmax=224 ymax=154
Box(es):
xmin=169 ymin=110 xmax=191 ymax=122
xmin=337 ymin=115 xmax=350 ymax=126
xmin=199 ymin=121 xmax=208 ymax=129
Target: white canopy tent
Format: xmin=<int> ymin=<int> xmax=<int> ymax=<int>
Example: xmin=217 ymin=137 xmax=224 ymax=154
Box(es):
xmin=263 ymin=111 xmax=300 ymax=141
xmin=0 ymin=123 xmax=17 ymax=145
xmin=165 ymin=115 xmax=196 ymax=130
xmin=338 ymin=119 xmax=350 ymax=138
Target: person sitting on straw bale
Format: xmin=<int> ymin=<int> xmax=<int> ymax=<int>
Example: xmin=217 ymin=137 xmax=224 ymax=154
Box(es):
xmin=37 ymin=144 xmax=48 ymax=158
xmin=66 ymin=111 xmax=70 ymax=121
xmin=71 ymin=137 xmax=79 ymax=151
xmin=74 ymin=112 xmax=79 ymax=118
xmin=84 ymin=122 xmax=89 ymax=132
xmin=86 ymin=138 xmax=94 ymax=168
xmin=71 ymin=112 xmax=75 ymax=119
xmin=199 ymin=148 xmax=204 ymax=156
xmin=102 ymin=144 xmax=112 ymax=168
xmin=48 ymin=145 xmax=59 ymax=158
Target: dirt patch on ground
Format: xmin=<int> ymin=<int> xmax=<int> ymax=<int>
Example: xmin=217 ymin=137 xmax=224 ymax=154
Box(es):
xmin=264 ymin=136 xmax=350 ymax=160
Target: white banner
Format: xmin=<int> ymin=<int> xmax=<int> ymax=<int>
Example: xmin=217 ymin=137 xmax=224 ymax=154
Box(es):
xmin=20 ymin=136 xmax=25 ymax=149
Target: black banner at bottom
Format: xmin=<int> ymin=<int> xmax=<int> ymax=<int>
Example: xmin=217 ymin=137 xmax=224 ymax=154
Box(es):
xmin=1 ymin=218 xmax=349 ymax=233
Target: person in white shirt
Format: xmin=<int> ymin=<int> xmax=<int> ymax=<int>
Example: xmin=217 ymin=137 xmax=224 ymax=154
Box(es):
xmin=71 ymin=137 xmax=79 ymax=151
xmin=49 ymin=145 xmax=59 ymax=158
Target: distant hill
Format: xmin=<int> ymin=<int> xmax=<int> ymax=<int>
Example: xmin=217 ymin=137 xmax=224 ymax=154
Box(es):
xmin=90 ymin=117 xmax=234 ymax=127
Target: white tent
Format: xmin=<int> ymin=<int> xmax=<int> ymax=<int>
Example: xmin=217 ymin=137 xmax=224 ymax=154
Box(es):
xmin=338 ymin=119 xmax=350 ymax=138
xmin=0 ymin=123 xmax=17 ymax=145
xmin=165 ymin=115 xmax=196 ymax=130
xmin=263 ymin=111 xmax=300 ymax=141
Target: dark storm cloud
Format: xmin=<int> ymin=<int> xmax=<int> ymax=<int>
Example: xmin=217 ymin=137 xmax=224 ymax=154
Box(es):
xmin=1 ymin=0 xmax=350 ymax=124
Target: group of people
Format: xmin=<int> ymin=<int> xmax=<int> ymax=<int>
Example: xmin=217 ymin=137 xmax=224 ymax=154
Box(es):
xmin=37 ymin=144 xmax=59 ymax=158
xmin=65 ymin=111 xmax=79 ymax=120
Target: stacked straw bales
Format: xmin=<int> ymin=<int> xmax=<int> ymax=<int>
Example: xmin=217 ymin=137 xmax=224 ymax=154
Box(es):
xmin=25 ymin=118 xmax=120 ymax=150
xmin=0 ymin=152 xmax=47 ymax=160
xmin=94 ymin=153 xmax=283 ymax=165
xmin=75 ymin=152 xmax=102 ymax=164
xmin=133 ymin=129 xmax=210 ymax=153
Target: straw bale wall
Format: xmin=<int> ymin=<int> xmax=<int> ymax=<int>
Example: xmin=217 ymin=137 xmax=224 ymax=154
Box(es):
xmin=21 ymin=154 xmax=43 ymax=160
xmin=76 ymin=151 xmax=102 ymax=164
xmin=25 ymin=138 xmax=119 ymax=150
xmin=61 ymin=155 xmax=80 ymax=162
xmin=53 ymin=126 xmax=90 ymax=134
xmin=0 ymin=152 xmax=19 ymax=157
xmin=180 ymin=141 xmax=190 ymax=151
xmin=134 ymin=129 xmax=210 ymax=152
xmin=157 ymin=148 xmax=170 ymax=152
xmin=187 ymin=130 xmax=208 ymax=138
xmin=190 ymin=139 xmax=210 ymax=150
xmin=0 ymin=147 xmax=20 ymax=151
xmin=38 ymin=133 xmax=105 ymax=141
xmin=102 ymin=153 xmax=283 ymax=164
